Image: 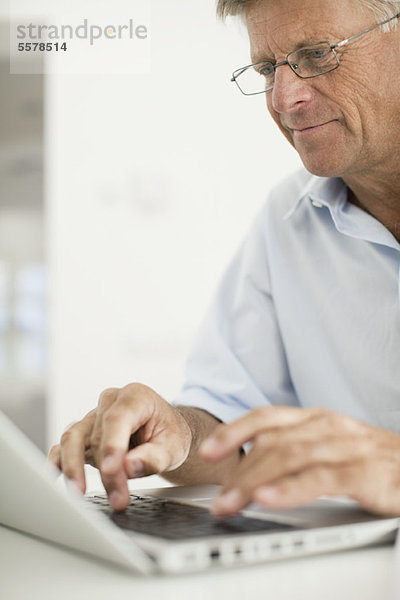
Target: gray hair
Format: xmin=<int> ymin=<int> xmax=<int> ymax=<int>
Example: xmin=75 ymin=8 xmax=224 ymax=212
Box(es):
xmin=216 ymin=0 xmax=400 ymax=31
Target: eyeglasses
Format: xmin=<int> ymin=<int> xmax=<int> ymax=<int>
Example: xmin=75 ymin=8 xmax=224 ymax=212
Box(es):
xmin=231 ymin=12 xmax=400 ymax=95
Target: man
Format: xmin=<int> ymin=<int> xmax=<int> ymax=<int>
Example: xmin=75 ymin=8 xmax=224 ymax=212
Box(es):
xmin=49 ymin=0 xmax=400 ymax=518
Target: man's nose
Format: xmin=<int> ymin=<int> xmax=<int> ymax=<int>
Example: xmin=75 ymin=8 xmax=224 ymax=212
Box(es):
xmin=270 ymin=64 xmax=314 ymax=114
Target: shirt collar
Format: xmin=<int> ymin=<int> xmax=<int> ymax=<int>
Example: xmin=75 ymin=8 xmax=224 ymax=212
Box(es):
xmin=283 ymin=174 xmax=400 ymax=251
xmin=283 ymin=175 xmax=346 ymax=221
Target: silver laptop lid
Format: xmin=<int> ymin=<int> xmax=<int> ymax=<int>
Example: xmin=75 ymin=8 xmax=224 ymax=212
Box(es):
xmin=0 ymin=410 xmax=155 ymax=574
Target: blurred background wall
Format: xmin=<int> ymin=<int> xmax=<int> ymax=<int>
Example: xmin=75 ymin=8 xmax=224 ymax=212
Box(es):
xmin=0 ymin=0 xmax=301 ymax=451
xmin=0 ymin=15 xmax=46 ymax=450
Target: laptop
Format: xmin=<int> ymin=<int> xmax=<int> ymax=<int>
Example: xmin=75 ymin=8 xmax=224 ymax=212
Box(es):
xmin=1 ymin=410 xmax=399 ymax=575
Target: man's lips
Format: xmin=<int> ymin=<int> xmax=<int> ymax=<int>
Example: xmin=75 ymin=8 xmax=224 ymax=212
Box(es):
xmin=287 ymin=119 xmax=337 ymax=134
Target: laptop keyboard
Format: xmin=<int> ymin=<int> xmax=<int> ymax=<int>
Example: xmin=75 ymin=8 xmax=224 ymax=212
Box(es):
xmin=88 ymin=493 xmax=297 ymax=540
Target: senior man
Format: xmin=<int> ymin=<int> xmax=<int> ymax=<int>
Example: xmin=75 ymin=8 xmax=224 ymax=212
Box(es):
xmin=49 ymin=0 xmax=400 ymax=518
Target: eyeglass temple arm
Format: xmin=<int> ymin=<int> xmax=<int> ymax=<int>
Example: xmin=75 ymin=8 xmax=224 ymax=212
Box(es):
xmin=231 ymin=66 xmax=248 ymax=81
xmin=333 ymin=11 xmax=400 ymax=49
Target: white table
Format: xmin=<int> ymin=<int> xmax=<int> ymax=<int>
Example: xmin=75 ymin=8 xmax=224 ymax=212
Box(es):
xmin=1 ymin=470 xmax=399 ymax=600
xmin=1 ymin=526 xmax=397 ymax=600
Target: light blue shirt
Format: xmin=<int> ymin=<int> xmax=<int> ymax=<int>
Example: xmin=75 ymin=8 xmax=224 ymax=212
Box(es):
xmin=173 ymin=170 xmax=400 ymax=433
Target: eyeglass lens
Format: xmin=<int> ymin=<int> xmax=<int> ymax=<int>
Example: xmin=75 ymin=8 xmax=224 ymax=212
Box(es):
xmin=235 ymin=42 xmax=339 ymax=95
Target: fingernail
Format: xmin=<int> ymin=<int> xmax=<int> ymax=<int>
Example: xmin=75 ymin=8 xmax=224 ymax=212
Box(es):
xmin=128 ymin=457 xmax=144 ymax=478
xmin=212 ymin=489 xmax=242 ymax=514
xmin=200 ymin=437 xmax=219 ymax=455
xmin=101 ymin=454 xmax=116 ymax=473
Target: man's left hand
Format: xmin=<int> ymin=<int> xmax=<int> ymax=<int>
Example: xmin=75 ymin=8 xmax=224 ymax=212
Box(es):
xmin=199 ymin=406 xmax=400 ymax=516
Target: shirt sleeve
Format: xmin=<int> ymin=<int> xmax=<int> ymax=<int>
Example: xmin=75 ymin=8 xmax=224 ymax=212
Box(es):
xmin=171 ymin=206 xmax=298 ymax=425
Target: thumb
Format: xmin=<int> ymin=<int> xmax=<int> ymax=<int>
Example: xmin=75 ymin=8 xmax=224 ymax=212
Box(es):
xmin=124 ymin=441 xmax=186 ymax=479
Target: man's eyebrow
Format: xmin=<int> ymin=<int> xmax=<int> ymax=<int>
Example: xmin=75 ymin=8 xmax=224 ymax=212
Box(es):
xmin=251 ymin=38 xmax=323 ymax=64
xmin=250 ymin=53 xmax=274 ymax=64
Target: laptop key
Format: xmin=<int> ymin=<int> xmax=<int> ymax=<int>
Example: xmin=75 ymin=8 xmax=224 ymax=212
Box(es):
xmin=88 ymin=494 xmax=298 ymax=540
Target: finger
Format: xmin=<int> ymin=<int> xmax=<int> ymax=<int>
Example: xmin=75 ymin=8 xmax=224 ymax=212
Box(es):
xmin=342 ymin=458 xmax=400 ymax=516
xmin=211 ymin=435 xmax=363 ymax=516
xmin=99 ymin=396 xmax=155 ymax=469
xmin=59 ymin=418 xmax=94 ymax=494
xmin=101 ymin=466 xmax=131 ymax=512
xmin=224 ymin=427 xmax=371 ymax=490
xmin=253 ymin=464 xmax=355 ymax=509
xmin=48 ymin=444 xmax=62 ymax=470
xmin=89 ymin=388 xmax=119 ymax=467
xmin=200 ymin=406 xmax=324 ymax=462
xmin=254 ymin=460 xmax=400 ymax=515
xmin=98 ymin=392 xmax=156 ymax=510
xmin=124 ymin=438 xmax=186 ymax=480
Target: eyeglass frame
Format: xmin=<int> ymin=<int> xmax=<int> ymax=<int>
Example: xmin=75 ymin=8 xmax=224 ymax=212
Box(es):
xmin=231 ymin=11 xmax=400 ymax=95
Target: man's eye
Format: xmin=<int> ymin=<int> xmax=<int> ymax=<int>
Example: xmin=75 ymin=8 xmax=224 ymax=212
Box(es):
xmin=299 ymin=48 xmax=329 ymax=61
xmin=257 ymin=63 xmax=274 ymax=77
xmin=310 ymin=49 xmax=327 ymax=59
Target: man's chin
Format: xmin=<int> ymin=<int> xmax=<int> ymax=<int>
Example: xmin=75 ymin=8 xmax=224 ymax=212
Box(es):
xmin=292 ymin=124 xmax=349 ymax=178
xmin=299 ymin=154 xmax=347 ymax=179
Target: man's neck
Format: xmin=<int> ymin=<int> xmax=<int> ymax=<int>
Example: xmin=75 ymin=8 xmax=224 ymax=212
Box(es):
xmin=345 ymin=175 xmax=400 ymax=243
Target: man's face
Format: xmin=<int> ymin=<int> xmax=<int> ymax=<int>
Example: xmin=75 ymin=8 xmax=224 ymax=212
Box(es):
xmin=245 ymin=0 xmax=400 ymax=181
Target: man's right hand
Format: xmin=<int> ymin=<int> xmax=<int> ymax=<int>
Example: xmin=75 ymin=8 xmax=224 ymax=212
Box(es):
xmin=48 ymin=383 xmax=193 ymax=511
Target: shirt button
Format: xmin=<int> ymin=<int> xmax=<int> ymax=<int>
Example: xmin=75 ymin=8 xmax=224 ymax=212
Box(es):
xmin=312 ymin=201 xmax=323 ymax=208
